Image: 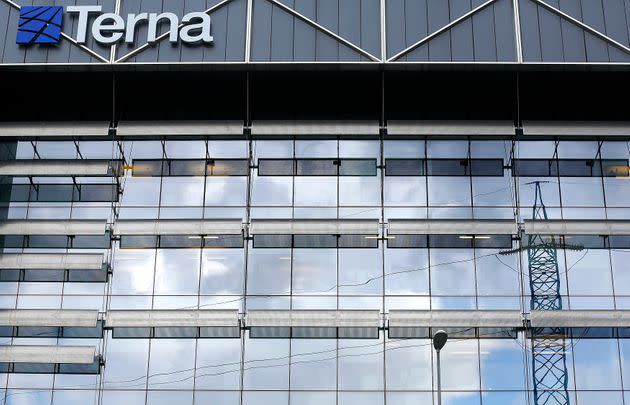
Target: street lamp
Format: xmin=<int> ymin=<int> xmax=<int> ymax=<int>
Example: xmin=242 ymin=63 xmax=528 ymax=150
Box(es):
xmin=433 ymin=330 xmax=448 ymax=405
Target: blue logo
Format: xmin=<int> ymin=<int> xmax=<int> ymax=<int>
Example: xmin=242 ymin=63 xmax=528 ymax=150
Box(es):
xmin=16 ymin=6 xmax=63 ymax=45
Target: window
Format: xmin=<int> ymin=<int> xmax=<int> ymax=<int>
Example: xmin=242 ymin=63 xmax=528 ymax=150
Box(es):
xmin=132 ymin=159 xmax=249 ymax=177
xmin=512 ymin=159 xmax=629 ymax=177
xmin=258 ymin=159 xmax=377 ymax=176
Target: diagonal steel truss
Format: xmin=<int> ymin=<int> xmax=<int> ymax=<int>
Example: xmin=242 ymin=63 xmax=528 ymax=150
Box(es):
xmin=527 ymin=181 xmax=570 ymax=405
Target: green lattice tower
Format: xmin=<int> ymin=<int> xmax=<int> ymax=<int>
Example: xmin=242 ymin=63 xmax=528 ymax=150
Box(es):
xmin=528 ymin=182 xmax=570 ymax=405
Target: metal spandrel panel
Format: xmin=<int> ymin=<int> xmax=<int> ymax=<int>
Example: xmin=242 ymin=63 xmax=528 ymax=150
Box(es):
xmin=338 ymin=0 xmax=359 ymax=62
xmin=603 ymin=0 xmax=629 ymax=44
xmin=519 ymin=0 xmax=542 ymax=61
xmin=531 ymin=310 xmax=630 ymax=327
xmin=249 ymin=219 xmax=379 ymax=235
xmin=0 ymin=345 xmax=96 ymax=364
xmin=106 ymin=310 xmax=239 ymax=327
xmin=524 ymin=220 xmax=630 ymax=235
xmin=116 ymin=121 xmax=243 ymax=136
xmin=360 ymin=0 xmax=379 ymax=60
xmin=226 ymin=0 xmax=246 ymax=61
xmin=205 ymin=1 xmax=228 ymax=61
xmin=404 ymin=0 xmax=428 ymax=61
xmin=252 ymin=120 xmax=379 ymax=136
xmin=0 ymin=1 xmax=11 ymax=62
xmin=0 ymin=122 xmax=109 ymax=137
xmin=559 ymin=0 xmax=587 ymax=62
xmin=0 ymin=309 xmax=98 ymax=327
xmin=538 ymin=1 xmax=563 ymax=62
xmin=387 ymin=120 xmax=515 ymax=136
xmin=523 ymin=121 xmax=630 ymax=136
xmin=316 ymin=0 xmax=339 ymax=61
xmin=2 ymin=3 xmax=25 ymax=64
xmin=114 ymin=219 xmax=243 ymax=235
xmin=388 ymin=219 xmax=517 ymax=235
xmin=582 ymin=0 xmax=610 ymax=62
xmin=385 ymin=0 xmax=405 ymax=59
xmin=494 ymin=0 xmax=516 ymax=61
xmin=180 ymin=0 xmax=206 ymax=62
xmin=294 ymin=0 xmax=316 ymax=60
xmin=388 ymin=310 xmax=523 ymax=328
xmin=0 ymin=160 xmax=113 ymax=176
xmin=427 ymin=0 xmax=450 ymax=61
xmin=157 ymin=0 xmax=185 ymax=62
xmin=450 ymin=0 xmax=474 ymax=61
xmin=0 ymin=220 xmax=106 ymax=235
xmin=0 ymin=253 xmax=104 ymax=270
xmin=251 ymin=0 xmax=272 ymax=61
xmin=271 ymin=0 xmax=294 ymax=61
xmin=246 ymin=310 xmax=381 ymax=327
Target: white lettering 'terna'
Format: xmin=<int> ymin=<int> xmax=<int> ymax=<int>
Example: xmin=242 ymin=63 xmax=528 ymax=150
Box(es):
xmin=66 ymin=5 xmax=213 ymax=45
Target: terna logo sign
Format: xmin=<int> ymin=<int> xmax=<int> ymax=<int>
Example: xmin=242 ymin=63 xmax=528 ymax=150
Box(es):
xmin=17 ymin=5 xmax=213 ymax=46
xmin=16 ymin=6 xmax=63 ymax=44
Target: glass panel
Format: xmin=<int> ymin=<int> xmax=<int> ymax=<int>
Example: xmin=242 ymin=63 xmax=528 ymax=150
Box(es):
xmin=385 ymin=159 xmax=425 ymax=176
xmin=572 ymin=338 xmax=622 ymax=390
xmin=339 ymin=159 xmax=377 ymax=176
xmin=292 ymin=249 xmax=336 ymax=295
xmin=385 ymin=339 xmax=432 ymax=390
xmin=338 ymin=338 xmax=384 ymax=390
xmin=258 ymin=159 xmax=296 ymax=176
xmin=243 ymin=337 xmax=289 ymax=389
xmin=290 ymin=339 xmax=336 ymax=389
xmin=427 ymin=159 xmax=469 ymax=176
xmin=480 ymin=338 xmax=526 ymax=390
xmin=147 ymin=339 xmax=196 ymax=389
xmin=297 ymin=159 xmax=338 ymax=176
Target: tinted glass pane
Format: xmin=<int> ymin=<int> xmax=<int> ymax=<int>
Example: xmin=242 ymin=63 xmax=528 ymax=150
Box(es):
xmin=208 ymin=160 xmax=249 ymax=176
xmin=76 ymin=184 xmax=118 ymax=202
xmin=165 ymin=160 xmax=206 ymax=176
xmin=473 ymin=235 xmax=513 ymax=248
xmin=339 ymin=159 xmax=377 ymax=176
xmin=557 ymin=159 xmax=596 ymax=176
xmin=4 ymin=184 xmax=30 ymax=202
xmin=28 ymin=235 xmax=68 ymax=248
xmin=35 ymin=184 xmax=74 ymax=202
xmin=24 ymin=269 xmax=64 ymax=281
xmin=133 ymin=160 xmax=164 ymax=176
xmin=427 ymin=159 xmax=469 ymax=176
xmin=610 ymin=235 xmax=630 ymax=248
xmin=386 ymin=235 xmax=428 ymax=248
xmin=385 ymin=159 xmax=424 ymax=176
xmin=73 ymin=234 xmax=111 ymax=249
xmin=338 ymin=235 xmax=378 ymax=248
xmin=159 ymin=235 xmax=203 ymax=248
xmin=297 ymin=159 xmax=338 ymax=175
xmin=120 ymin=235 xmax=159 ymax=249
xmin=512 ymin=159 xmax=558 ymax=176
xmin=601 ymin=159 xmax=629 ymax=177
xmin=203 ymin=235 xmax=243 ymax=248
xmin=429 ymin=235 xmax=473 ymax=248
xmin=258 ymin=159 xmax=295 ymax=175
xmin=469 ymin=159 xmax=504 ymax=176
xmin=252 ymin=235 xmax=292 ymax=248
xmin=294 ymin=234 xmax=337 ymax=248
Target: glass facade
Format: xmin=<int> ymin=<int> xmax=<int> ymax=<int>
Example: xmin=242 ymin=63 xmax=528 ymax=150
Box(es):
xmin=0 ymin=137 xmax=630 ymax=405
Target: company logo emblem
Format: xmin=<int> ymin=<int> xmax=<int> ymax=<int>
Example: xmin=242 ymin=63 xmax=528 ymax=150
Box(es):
xmin=16 ymin=6 xmax=63 ymax=44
